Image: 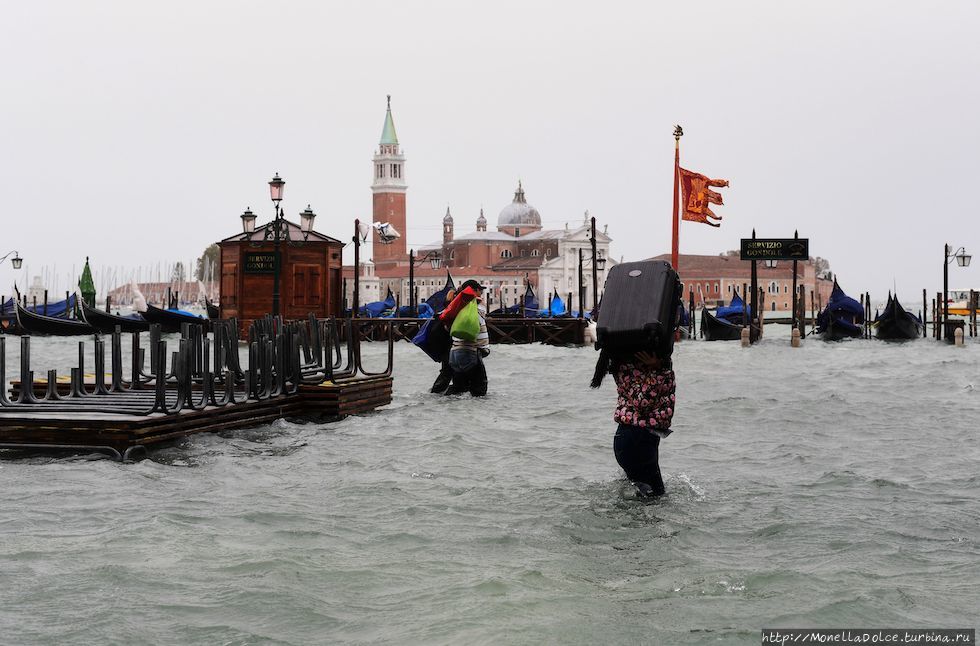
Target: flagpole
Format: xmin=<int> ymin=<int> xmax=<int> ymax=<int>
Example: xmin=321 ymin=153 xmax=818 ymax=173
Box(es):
xmin=671 ymin=125 xmax=683 ymax=271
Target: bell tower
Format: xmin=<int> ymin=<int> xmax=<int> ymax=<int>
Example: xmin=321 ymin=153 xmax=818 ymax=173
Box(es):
xmin=371 ymin=95 xmax=408 ymax=270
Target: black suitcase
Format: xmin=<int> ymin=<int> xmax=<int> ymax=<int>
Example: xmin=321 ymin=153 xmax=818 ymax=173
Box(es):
xmin=595 ymin=260 xmax=681 ymax=358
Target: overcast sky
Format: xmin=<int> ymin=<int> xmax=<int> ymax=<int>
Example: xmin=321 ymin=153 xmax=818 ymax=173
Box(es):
xmin=2 ymin=1 xmax=978 ymax=302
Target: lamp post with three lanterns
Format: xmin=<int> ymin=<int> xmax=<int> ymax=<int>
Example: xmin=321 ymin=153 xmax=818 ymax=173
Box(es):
xmin=238 ymin=174 xmax=317 ymax=318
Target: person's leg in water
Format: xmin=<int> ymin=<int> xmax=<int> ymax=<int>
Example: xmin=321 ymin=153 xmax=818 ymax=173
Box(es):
xmin=468 ymin=356 xmax=488 ymax=397
xmin=447 ymin=349 xmax=477 ymax=395
xmin=431 ymin=356 xmax=453 ymax=393
xmin=613 ymin=423 xmax=666 ymax=496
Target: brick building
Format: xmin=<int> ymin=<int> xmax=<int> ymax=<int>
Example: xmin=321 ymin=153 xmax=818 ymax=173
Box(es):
xmin=344 ymin=98 xmax=614 ymax=313
xmin=652 ymin=253 xmax=834 ymax=312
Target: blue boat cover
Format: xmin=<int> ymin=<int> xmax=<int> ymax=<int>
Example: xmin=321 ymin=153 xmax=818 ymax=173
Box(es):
xmin=548 ymin=290 xmax=566 ymax=316
xmin=360 ymin=288 xmax=397 ymax=318
xmin=167 ymin=308 xmax=205 ymax=319
xmin=714 ymin=292 xmax=752 ymax=321
xmin=1 ymin=294 xmax=78 ymax=318
xmin=816 ymin=281 xmax=864 ymax=331
xmin=424 ymin=273 xmax=456 ymax=313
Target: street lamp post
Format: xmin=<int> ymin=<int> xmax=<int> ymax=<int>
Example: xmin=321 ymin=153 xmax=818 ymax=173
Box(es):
xmin=266 ymin=173 xmax=286 ymax=317
xmin=943 ymin=243 xmax=972 ymax=340
xmin=408 ymin=249 xmax=442 ymax=317
xmin=1 ymin=250 xmax=23 ymax=270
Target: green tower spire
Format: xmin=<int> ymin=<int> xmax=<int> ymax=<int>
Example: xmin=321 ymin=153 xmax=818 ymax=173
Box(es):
xmin=78 ymin=256 xmax=96 ymax=307
xmin=380 ymin=94 xmax=398 ymax=145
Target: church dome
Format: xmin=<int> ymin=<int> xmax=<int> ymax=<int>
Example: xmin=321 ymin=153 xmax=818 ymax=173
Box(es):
xmin=497 ymin=181 xmax=541 ymax=229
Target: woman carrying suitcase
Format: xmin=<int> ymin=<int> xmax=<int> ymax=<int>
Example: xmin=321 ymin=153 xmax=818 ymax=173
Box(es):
xmin=591 ymin=349 xmax=675 ymax=497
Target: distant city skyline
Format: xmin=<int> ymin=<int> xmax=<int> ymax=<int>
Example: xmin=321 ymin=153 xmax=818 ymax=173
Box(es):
xmin=1 ymin=0 xmax=978 ymax=300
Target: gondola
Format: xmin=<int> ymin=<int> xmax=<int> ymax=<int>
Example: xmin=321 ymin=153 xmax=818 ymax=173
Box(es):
xmin=873 ymin=293 xmax=923 ymax=341
xmin=700 ymin=292 xmax=749 ymax=341
xmin=816 ymin=280 xmax=864 ymax=341
xmin=79 ymin=300 xmax=150 ymax=334
xmin=140 ymin=303 xmax=209 ymax=333
xmin=205 ymin=298 xmax=220 ymax=319
xmin=15 ymin=302 xmax=95 ymax=336
xmin=700 ymin=307 xmax=743 ymax=341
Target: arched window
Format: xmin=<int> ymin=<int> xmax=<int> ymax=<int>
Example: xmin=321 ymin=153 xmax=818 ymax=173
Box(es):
xmin=545 ymin=249 xmax=551 ymax=258
xmin=769 ymin=281 xmax=778 ymax=294
xmin=531 ymin=249 xmax=540 ymax=257
xmin=520 ymin=249 xmax=527 ymax=257
xmin=771 ymin=302 xmax=776 ymax=311
xmin=727 ymin=284 xmax=732 ymax=293
xmin=500 ymin=249 xmax=512 ymax=259
xmin=714 ymin=283 xmax=719 ymax=293
xmin=449 ymin=250 xmax=455 ymax=260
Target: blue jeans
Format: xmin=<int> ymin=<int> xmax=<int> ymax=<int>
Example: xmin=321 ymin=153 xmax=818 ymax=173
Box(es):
xmin=613 ymin=423 xmax=665 ymax=496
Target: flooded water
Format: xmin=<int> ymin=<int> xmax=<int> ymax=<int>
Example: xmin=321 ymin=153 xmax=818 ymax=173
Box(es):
xmin=1 ymin=331 xmax=978 ymax=644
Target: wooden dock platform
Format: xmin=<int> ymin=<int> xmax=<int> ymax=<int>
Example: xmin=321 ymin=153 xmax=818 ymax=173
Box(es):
xmin=0 ymin=317 xmax=393 ymax=459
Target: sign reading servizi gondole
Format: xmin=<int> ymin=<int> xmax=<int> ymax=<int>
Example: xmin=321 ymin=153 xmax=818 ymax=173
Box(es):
xmin=739 ymin=237 xmax=809 ymax=261
xmin=244 ymin=252 xmax=278 ymax=274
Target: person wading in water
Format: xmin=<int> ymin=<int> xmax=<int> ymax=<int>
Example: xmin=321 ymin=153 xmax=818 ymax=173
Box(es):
xmin=591 ymin=349 xmax=675 ymax=497
xmin=447 ymin=280 xmax=490 ymax=397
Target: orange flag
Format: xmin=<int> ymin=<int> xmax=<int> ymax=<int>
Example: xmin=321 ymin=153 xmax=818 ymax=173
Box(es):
xmin=679 ymin=168 xmax=729 ymax=227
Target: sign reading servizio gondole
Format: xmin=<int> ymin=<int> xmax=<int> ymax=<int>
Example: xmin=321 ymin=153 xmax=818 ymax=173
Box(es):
xmin=739 ymin=238 xmax=809 ymax=261
xmin=244 ymin=252 xmax=278 ymax=274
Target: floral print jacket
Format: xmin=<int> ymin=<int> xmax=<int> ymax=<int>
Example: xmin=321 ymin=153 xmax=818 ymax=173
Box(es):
xmin=611 ymin=362 xmax=675 ymax=433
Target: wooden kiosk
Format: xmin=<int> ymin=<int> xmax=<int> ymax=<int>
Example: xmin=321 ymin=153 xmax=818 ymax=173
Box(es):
xmin=218 ymin=218 xmax=344 ymax=334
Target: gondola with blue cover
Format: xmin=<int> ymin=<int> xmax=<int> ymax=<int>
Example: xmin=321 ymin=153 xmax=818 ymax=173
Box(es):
xmin=700 ymin=291 xmax=749 ymax=341
xmin=360 ymin=288 xmax=396 ymax=318
xmin=140 ymin=303 xmax=209 ymax=333
xmin=816 ymin=280 xmax=864 ymax=340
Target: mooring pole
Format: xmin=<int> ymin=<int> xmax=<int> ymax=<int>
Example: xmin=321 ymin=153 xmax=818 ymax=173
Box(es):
xmin=352 ymin=219 xmax=361 ymax=319
xmin=750 ymin=230 xmax=758 ymax=343
xmin=922 ymin=289 xmax=928 ymax=338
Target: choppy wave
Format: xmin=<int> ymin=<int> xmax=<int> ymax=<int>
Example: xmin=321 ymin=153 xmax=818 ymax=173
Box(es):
xmin=1 ymin=338 xmax=979 ymax=642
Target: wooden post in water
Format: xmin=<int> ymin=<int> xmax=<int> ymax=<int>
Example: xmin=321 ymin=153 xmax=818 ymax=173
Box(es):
xmin=922 ymin=289 xmax=928 ymax=338
xmin=970 ymin=290 xmax=977 ymax=337
xmin=937 ymin=292 xmax=943 ymax=340
xmin=43 ymin=290 xmax=48 ymax=316
xmin=742 ymin=282 xmax=748 ymax=325
xmin=810 ymin=290 xmax=815 ymax=336
xmin=689 ymin=288 xmax=695 ymax=338
xmin=859 ymin=293 xmax=865 ymax=337
xmin=798 ymin=285 xmax=806 ymax=339
xmin=866 ymin=293 xmax=871 ymax=338
xmin=758 ymin=286 xmax=765 ymax=339
xmin=970 ymin=289 xmax=980 ymax=336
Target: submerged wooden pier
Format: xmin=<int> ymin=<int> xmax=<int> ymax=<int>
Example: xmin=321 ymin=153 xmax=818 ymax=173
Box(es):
xmin=0 ymin=317 xmax=393 ymax=459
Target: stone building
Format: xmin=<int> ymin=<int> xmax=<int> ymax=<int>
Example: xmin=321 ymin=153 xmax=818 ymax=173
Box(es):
xmin=348 ymin=97 xmax=614 ymax=313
